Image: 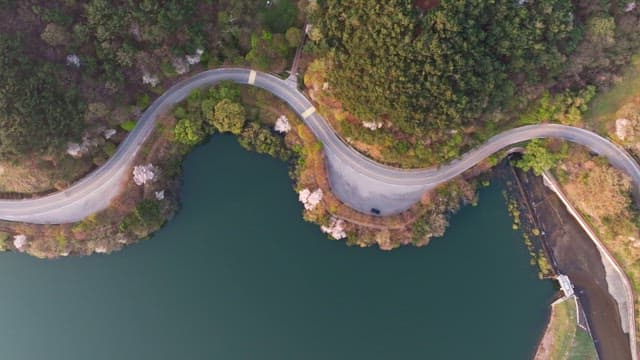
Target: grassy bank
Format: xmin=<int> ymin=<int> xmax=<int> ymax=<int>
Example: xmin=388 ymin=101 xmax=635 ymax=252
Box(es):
xmin=584 ymin=55 xmax=640 ymax=134
xmin=535 ymin=297 xmax=598 ymax=360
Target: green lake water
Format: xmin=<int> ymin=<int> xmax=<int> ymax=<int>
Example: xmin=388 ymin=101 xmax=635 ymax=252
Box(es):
xmin=0 ymin=136 xmax=555 ymax=359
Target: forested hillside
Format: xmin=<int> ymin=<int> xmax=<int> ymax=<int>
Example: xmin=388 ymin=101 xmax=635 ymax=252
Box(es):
xmin=0 ymin=0 xmax=302 ymax=192
xmin=0 ymin=34 xmax=84 ymax=156
xmin=318 ymin=0 xmax=576 ymax=131
xmin=306 ymin=0 xmax=640 ymax=166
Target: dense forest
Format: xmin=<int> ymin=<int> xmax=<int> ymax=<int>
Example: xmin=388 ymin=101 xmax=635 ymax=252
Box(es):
xmin=310 ymin=0 xmax=640 ymax=137
xmin=0 ymin=0 xmax=301 ymax=159
xmin=316 ymin=0 xmax=577 ymax=132
xmin=2 ymin=0 xmax=639 ymax=166
xmin=0 ymin=33 xmax=84 ymax=156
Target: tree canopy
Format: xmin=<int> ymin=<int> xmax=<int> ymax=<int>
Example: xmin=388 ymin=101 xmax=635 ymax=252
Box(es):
xmin=516 ymin=140 xmax=565 ymax=176
xmin=212 ymin=99 xmax=246 ymax=135
xmin=174 ymin=118 xmax=205 ymax=145
xmin=318 ymin=0 xmax=576 ymax=132
xmin=0 ymin=34 xmax=84 ymax=156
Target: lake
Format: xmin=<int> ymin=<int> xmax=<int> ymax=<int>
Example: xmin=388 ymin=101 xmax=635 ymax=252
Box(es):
xmin=0 ymin=136 xmax=555 ymax=359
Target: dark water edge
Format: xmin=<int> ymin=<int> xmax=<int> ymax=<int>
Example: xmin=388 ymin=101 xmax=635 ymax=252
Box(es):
xmin=509 ymin=163 xmax=631 ymax=360
xmin=0 ymin=136 xmax=554 ymax=360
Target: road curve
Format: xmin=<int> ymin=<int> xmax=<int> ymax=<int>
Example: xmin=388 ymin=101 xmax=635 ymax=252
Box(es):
xmin=1 ymin=68 xmax=640 ymax=223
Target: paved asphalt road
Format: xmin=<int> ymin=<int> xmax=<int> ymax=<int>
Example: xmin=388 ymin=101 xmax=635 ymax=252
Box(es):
xmin=1 ymin=68 xmax=640 ymax=223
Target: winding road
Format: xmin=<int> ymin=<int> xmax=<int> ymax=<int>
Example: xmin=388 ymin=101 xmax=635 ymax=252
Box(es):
xmin=1 ymin=67 xmax=639 ymax=357
xmin=2 ymin=68 xmax=640 ymax=223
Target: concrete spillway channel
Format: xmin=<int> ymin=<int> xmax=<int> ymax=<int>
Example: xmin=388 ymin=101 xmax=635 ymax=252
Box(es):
xmin=510 ymin=163 xmax=635 ymax=360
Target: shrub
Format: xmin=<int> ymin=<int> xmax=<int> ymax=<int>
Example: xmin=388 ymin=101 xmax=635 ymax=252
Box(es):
xmin=516 ymin=140 xmax=566 ymax=176
xmin=119 ymin=199 xmax=164 ymax=237
xmin=103 ymin=142 xmax=117 ymax=157
xmin=0 ymin=231 xmax=9 ymax=251
xmin=137 ymin=94 xmax=151 ymax=109
xmin=174 ymin=118 xmax=205 ymax=145
xmin=238 ymin=122 xmax=291 ymax=161
xmin=41 ymin=23 xmax=71 ymax=47
xmin=211 ymin=99 xmax=245 ymax=134
xmin=285 ymin=27 xmax=303 ymax=47
xmin=120 ymin=120 xmax=137 ymax=132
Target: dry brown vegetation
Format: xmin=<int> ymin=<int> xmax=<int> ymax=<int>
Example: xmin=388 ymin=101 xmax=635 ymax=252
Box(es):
xmin=0 ymin=154 xmax=93 ymax=195
xmin=556 ymin=145 xmax=640 ymax=342
xmin=561 ymin=149 xmax=632 ymax=220
xmin=414 ymin=0 xmax=440 ymax=12
xmin=554 ymin=53 xmax=640 ymax=343
xmin=0 ymin=114 xmax=182 ymax=258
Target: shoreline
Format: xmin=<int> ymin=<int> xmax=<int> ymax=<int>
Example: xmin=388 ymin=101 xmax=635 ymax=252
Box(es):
xmin=0 ymin=68 xmax=638 ymax=358
xmin=3 ymin=70 xmax=640 ymax=224
xmin=1 ymin=125 xmax=636 ymax=359
xmin=0 ymin=83 xmax=480 ymax=256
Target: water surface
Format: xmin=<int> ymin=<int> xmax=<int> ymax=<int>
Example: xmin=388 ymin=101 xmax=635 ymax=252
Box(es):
xmin=0 ymin=136 xmax=554 ymax=359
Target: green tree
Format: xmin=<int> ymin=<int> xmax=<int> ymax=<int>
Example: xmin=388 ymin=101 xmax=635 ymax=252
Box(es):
xmin=318 ymin=0 xmax=575 ymax=131
xmin=119 ymin=199 xmax=164 ymax=237
xmin=261 ymin=0 xmax=298 ymax=33
xmin=174 ymin=118 xmax=205 ymax=145
xmin=238 ymin=122 xmax=291 ymax=160
xmin=246 ymin=30 xmax=289 ymax=71
xmin=41 ymin=23 xmax=71 ymax=47
xmin=516 ymin=140 xmax=565 ymax=176
xmin=285 ymin=27 xmax=302 ymax=47
xmin=587 ymin=15 xmax=616 ymax=44
xmin=211 ymin=99 xmax=246 ymax=134
xmin=0 ymin=34 xmax=84 ymax=157
xmin=208 ymin=81 xmax=241 ymax=105
xmin=518 ymin=86 xmax=596 ymax=126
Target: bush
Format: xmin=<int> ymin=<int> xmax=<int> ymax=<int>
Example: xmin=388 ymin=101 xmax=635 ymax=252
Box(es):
xmin=119 ymin=199 xmax=164 ymax=237
xmin=137 ymin=94 xmax=151 ymax=109
xmin=0 ymin=231 xmax=9 ymax=251
xmin=211 ymin=99 xmax=245 ymax=134
xmin=41 ymin=23 xmax=71 ymax=47
xmin=238 ymin=122 xmax=291 ymax=161
xmin=516 ymin=140 xmax=566 ymax=176
xmin=208 ymin=81 xmax=241 ymax=104
xmin=174 ymin=118 xmax=205 ymax=145
xmin=120 ymin=120 xmax=137 ymax=132
xmin=285 ymin=27 xmax=302 ymax=47
xmin=587 ymin=15 xmax=616 ymax=44
xmin=262 ymin=0 xmax=298 ymax=33
xmin=103 ymin=142 xmax=117 ymax=157
xmin=517 ymin=87 xmax=596 ymax=126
